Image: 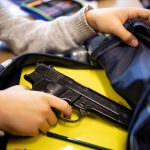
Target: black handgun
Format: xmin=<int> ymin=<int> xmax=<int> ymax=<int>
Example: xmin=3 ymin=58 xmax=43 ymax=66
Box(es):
xmin=24 ymin=63 xmax=132 ymax=129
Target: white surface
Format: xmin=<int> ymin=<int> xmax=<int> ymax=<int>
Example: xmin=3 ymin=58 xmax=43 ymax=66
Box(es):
xmin=2 ymin=0 xmax=29 ymax=17
xmin=81 ymin=0 xmax=98 ymax=8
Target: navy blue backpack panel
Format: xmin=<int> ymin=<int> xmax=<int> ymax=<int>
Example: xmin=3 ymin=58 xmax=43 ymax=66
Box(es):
xmin=86 ymin=19 xmax=150 ymax=150
xmin=127 ymin=86 xmax=150 ymax=150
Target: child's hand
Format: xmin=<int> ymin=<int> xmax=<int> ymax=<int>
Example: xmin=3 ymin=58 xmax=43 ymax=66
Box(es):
xmin=0 ymin=85 xmax=72 ymax=136
xmin=85 ymin=7 xmax=150 ymax=47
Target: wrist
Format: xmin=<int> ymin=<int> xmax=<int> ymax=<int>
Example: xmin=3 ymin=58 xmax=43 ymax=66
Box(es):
xmin=85 ymin=9 xmax=98 ymax=32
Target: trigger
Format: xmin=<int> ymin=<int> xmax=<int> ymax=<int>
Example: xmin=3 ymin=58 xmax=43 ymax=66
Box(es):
xmin=80 ymin=109 xmax=86 ymax=116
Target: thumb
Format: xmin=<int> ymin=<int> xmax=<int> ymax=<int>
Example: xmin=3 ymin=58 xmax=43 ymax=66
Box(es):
xmin=6 ymin=85 xmax=30 ymax=91
xmin=113 ymin=24 xmax=139 ymax=47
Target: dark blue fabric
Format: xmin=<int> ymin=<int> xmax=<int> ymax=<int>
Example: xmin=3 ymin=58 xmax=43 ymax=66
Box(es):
xmin=86 ymin=19 xmax=150 ymax=150
xmin=0 ymin=64 xmax=5 ymax=73
xmin=0 ymin=135 xmax=8 ymax=150
xmin=127 ymin=86 xmax=150 ymax=150
xmin=87 ymin=19 xmax=150 ymax=109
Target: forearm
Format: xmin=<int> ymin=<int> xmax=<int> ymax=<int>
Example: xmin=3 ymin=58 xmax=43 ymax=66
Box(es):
xmin=0 ymin=3 xmax=96 ymax=55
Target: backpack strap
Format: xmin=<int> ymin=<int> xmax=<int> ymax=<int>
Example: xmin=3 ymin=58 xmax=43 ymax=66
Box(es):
xmin=0 ymin=53 xmax=99 ymax=90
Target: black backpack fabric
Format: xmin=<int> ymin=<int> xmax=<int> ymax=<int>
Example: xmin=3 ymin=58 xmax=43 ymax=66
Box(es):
xmin=0 ymin=52 xmax=98 ymax=90
xmin=0 ymin=52 xmax=98 ymax=150
xmin=86 ymin=19 xmax=150 ymax=150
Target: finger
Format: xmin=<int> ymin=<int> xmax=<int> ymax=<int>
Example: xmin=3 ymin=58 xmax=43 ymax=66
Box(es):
xmin=46 ymin=94 xmax=72 ymax=116
xmin=127 ymin=7 xmax=150 ymax=20
xmin=47 ymin=109 xmax=57 ymax=126
xmin=39 ymin=120 xmax=50 ymax=134
xmin=6 ymin=85 xmax=30 ymax=91
xmin=113 ymin=23 xmax=139 ymax=47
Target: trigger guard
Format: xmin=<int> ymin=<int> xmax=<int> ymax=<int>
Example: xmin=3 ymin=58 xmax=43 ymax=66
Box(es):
xmin=61 ymin=108 xmax=81 ymax=123
xmin=58 ymin=97 xmax=86 ymax=123
xmin=58 ymin=97 xmax=81 ymax=123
